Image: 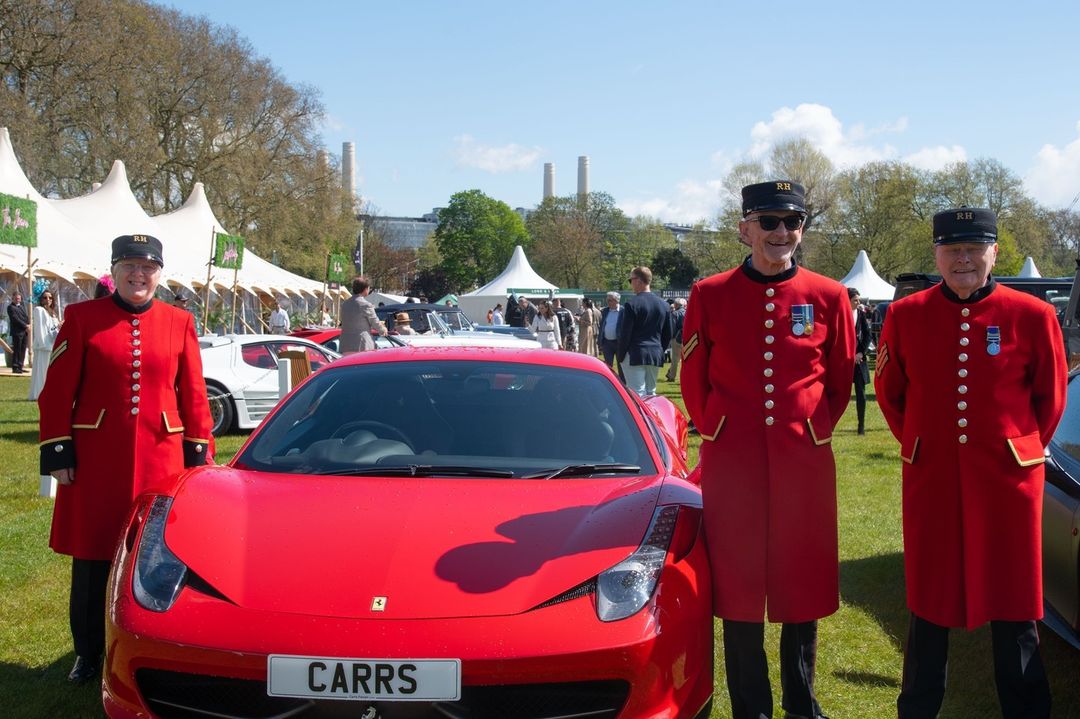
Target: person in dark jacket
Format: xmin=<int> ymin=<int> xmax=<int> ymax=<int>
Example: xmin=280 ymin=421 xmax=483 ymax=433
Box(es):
xmin=665 ymin=297 xmax=687 ymax=382
xmin=6 ymin=291 xmax=29 ymax=373
xmin=599 ymin=291 xmax=624 ymax=383
xmin=616 ymin=266 xmax=672 ymax=396
xmin=849 ymin=287 xmax=873 ymax=434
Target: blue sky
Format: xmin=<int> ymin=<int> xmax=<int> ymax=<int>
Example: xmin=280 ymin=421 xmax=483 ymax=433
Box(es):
xmin=167 ymin=0 xmax=1080 ymax=223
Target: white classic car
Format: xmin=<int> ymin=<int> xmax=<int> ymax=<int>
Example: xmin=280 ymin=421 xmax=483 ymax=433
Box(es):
xmin=199 ymin=334 xmax=340 ymax=435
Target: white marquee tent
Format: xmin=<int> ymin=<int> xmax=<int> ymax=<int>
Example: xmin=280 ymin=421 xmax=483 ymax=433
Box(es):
xmin=0 ymin=127 xmax=331 ymax=301
xmin=458 ymin=245 xmax=580 ymax=321
xmin=1017 ymin=256 xmax=1041 ymax=278
xmin=840 ymin=250 xmax=896 ymax=301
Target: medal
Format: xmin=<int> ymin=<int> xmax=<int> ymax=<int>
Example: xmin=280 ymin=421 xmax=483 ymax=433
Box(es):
xmin=791 ymin=304 xmax=813 ymax=337
xmin=987 ymin=326 xmax=1001 ymax=356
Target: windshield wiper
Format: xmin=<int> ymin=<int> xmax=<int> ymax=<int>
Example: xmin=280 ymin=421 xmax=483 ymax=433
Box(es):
xmin=314 ymin=464 xmax=514 ymax=478
xmin=523 ymin=463 xmax=642 ymax=480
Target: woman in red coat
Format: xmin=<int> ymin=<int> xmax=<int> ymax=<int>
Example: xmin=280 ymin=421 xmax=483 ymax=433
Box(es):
xmin=875 ymin=209 xmax=1066 ymax=719
xmin=681 ymin=182 xmax=855 ymax=719
xmin=39 ymin=235 xmax=212 ymax=684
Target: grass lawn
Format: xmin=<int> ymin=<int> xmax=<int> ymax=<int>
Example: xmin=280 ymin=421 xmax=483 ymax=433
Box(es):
xmin=1 ymin=373 xmax=1078 ymax=718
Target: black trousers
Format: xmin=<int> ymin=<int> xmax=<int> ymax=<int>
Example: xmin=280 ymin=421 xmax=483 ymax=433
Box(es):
xmin=723 ymin=619 xmax=823 ymax=719
xmin=70 ymin=558 xmax=111 ymax=659
xmin=897 ymin=613 xmax=1050 ymax=719
xmin=852 ymin=375 xmax=866 ymax=431
xmin=10 ymin=331 xmax=26 ymax=371
xmin=599 ymin=337 xmax=624 ymax=382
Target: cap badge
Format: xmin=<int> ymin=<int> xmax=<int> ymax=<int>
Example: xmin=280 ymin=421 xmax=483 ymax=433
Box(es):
xmin=987 ymin=326 xmax=1001 ymax=356
xmin=956 ymin=211 xmax=973 ymax=221
xmin=132 ymin=234 xmax=148 ymax=243
xmin=776 ymin=182 xmax=791 ymax=191
xmin=791 ymin=304 xmax=814 ymax=336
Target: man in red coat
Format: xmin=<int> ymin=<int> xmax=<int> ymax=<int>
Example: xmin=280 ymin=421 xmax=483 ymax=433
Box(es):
xmin=875 ymin=208 xmax=1066 ymax=719
xmin=681 ymin=181 xmax=855 ymax=719
xmin=39 ymin=234 xmax=212 ymax=684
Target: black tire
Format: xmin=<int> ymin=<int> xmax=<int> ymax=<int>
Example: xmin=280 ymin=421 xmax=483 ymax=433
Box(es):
xmin=206 ymin=383 xmax=235 ymax=436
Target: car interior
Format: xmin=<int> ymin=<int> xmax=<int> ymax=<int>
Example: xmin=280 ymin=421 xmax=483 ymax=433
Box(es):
xmin=238 ymin=361 xmax=656 ymax=478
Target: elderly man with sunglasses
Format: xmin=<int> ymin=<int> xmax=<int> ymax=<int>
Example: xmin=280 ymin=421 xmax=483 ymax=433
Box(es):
xmin=876 ymin=209 xmax=1066 ymax=719
xmin=681 ymin=181 xmax=854 ymax=719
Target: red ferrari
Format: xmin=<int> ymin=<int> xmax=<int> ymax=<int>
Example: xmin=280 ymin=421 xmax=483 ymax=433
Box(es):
xmin=103 ymin=347 xmax=713 ymax=718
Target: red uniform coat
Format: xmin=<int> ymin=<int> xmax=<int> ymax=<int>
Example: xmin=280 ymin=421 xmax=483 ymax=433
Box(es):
xmin=875 ymin=282 xmax=1066 ymax=629
xmin=680 ymin=264 xmax=855 ymax=622
xmin=38 ymin=296 xmax=212 ymax=560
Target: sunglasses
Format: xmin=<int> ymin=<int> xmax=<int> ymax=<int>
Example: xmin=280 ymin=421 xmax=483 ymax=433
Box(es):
xmin=748 ymin=214 xmax=806 ymax=231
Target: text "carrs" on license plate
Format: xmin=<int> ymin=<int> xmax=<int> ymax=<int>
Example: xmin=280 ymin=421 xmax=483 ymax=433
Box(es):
xmin=267 ymin=655 xmax=461 ymax=701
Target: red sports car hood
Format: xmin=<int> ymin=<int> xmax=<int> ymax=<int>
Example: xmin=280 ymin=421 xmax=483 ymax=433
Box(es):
xmin=164 ymin=466 xmax=662 ymax=619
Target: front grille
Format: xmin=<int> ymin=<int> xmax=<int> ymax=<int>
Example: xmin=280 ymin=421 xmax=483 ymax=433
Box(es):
xmin=136 ymin=670 xmax=629 ymax=719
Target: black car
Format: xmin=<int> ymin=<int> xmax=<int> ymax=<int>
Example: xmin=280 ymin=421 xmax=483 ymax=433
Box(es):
xmin=1043 ymin=370 xmax=1080 ymax=649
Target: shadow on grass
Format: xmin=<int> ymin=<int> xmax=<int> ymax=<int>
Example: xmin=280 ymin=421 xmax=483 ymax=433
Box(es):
xmin=0 ymin=654 xmax=104 ymax=718
xmin=840 ymin=552 xmax=1080 ymax=716
xmin=1 ymin=428 xmax=41 ymax=444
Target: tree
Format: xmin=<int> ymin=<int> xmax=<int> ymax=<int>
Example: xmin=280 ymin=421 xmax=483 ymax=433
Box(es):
xmin=768 ymin=138 xmax=836 ymax=231
xmin=651 ymin=247 xmax=698 ymax=288
xmin=434 ymin=189 xmax=530 ymax=290
xmin=409 ymin=267 xmax=452 ymax=303
xmin=809 ymin=161 xmax=929 ymax=280
xmin=527 ymin=195 xmax=604 ymax=288
xmin=0 ymin=0 xmax=352 ymax=281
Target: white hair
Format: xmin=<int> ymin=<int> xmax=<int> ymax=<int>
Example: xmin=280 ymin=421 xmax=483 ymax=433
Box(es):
xmin=606 ymin=291 xmax=621 ymax=302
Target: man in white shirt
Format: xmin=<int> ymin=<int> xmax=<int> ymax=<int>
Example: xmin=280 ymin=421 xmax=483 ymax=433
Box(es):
xmin=268 ymin=301 xmax=290 ymax=334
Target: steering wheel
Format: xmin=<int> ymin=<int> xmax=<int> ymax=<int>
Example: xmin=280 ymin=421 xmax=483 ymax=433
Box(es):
xmin=330 ymin=420 xmax=415 ymax=452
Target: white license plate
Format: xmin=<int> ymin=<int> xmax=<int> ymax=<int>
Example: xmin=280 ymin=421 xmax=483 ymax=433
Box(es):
xmin=267 ymin=655 xmax=461 ymax=701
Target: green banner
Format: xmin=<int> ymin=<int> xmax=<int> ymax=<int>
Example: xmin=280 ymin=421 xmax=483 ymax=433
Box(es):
xmin=213 ymin=232 xmax=244 ymax=269
xmin=327 ymin=253 xmax=350 ymax=283
xmin=0 ymin=193 xmax=37 ymax=248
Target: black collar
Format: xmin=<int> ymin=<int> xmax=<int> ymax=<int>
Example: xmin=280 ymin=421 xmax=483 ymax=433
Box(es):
xmin=740 ymin=255 xmax=799 ymax=284
xmin=111 ymin=293 xmax=154 ymax=315
xmin=939 ymin=277 xmax=997 ymax=305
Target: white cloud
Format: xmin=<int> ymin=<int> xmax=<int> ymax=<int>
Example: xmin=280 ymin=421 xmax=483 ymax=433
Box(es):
xmin=453 ymin=134 xmax=543 ymax=173
xmin=903 ymin=145 xmax=967 ymax=171
xmin=748 ymin=103 xmax=901 ymax=167
xmin=1024 ymin=120 xmax=1080 ymax=208
xmin=619 ymin=179 xmax=725 ymax=224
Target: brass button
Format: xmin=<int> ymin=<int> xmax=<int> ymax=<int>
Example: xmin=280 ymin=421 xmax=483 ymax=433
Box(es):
xmin=764 ymin=352 xmax=774 ymax=361
xmin=133 ymin=329 xmax=141 ymax=337
xmin=958 ymin=369 xmax=968 ymax=378
xmin=195 ymin=445 xmax=204 ymax=453
xmin=958 ymin=418 xmax=968 ymax=428
xmin=765 ymin=400 xmax=775 ymax=409
xmin=131 ymin=407 xmax=139 ymax=415
xmin=766 ymin=288 xmax=776 ymax=297
xmin=133 ymin=360 xmax=141 ymax=367
xmin=132 ymin=319 xmax=140 ymax=326
xmin=131 ymin=396 xmax=140 ymax=404
xmin=765 ymin=335 xmax=775 ymax=344
xmin=132 ymin=384 xmax=141 ymax=391
xmin=961 ymin=308 xmax=971 ymax=317
xmin=959 ymin=434 xmax=968 ymax=444
xmin=765 ymin=384 xmax=775 ymax=394
xmin=765 ymin=416 xmax=775 ymax=426
xmin=961 ymin=322 xmax=970 ymax=331
xmin=766 ymin=302 xmax=776 ymax=312
xmin=133 ymin=349 xmax=142 ymax=356
xmin=764 ymin=368 xmax=774 ymax=377
xmin=960 ymin=337 xmax=970 ymax=346
xmin=958 ymin=385 xmax=968 ymax=394
xmin=132 ymin=372 xmax=141 ymax=379
xmin=959 ymin=353 xmax=968 ymax=362
xmin=133 ymin=339 xmax=141 ymax=346
xmin=958 ymin=401 xmax=968 ymax=410
xmin=54 ymin=444 xmax=64 ymax=452
xmin=765 ymin=319 xmax=775 ymax=329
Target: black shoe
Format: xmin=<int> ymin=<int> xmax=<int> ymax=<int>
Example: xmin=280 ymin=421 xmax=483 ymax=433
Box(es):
xmin=857 ymin=427 xmax=865 ymax=435
xmin=67 ymin=655 xmax=100 ymax=684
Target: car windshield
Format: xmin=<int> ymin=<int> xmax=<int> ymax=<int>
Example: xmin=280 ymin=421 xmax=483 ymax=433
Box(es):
xmin=441 ymin=310 xmax=472 ymax=330
xmin=235 ymin=360 xmax=656 ymax=478
xmin=1051 ymin=375 xmax=1080 ymax=465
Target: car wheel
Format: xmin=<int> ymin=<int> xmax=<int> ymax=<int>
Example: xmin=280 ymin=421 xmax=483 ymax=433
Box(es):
xmin=206 ymin=383 xmax=235 ymax=436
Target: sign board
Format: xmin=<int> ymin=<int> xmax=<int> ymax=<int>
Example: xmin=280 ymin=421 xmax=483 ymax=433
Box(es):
xmin=213 ymin=232 xmax=244 ymax=269
xmin=0 ymin=193 xmax=37 ymax=248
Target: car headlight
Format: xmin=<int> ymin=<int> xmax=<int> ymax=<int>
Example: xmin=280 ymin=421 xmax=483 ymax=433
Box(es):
xmin=596 ymin=505 xmax=679 ymax=621
xmin=132 ymin=496 xmax=188 ymax=612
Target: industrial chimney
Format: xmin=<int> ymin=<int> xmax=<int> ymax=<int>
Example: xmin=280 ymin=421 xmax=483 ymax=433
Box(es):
xmin=577 ymin=155 xmax=590 ymax=198
xmin=543 ymin=163 xmax=555 ymax=199
xmin=342 ymin=141 xmax=357 ymax=207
